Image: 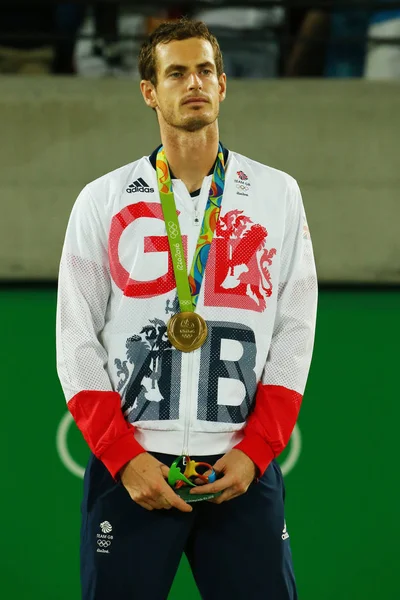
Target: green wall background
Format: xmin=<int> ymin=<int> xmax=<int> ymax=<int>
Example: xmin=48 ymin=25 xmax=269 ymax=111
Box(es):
xmin=1 ymin=289 xmax=398 ymax=599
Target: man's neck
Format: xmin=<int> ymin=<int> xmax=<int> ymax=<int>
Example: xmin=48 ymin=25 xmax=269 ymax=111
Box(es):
xmin=160 ymin=122 xmax=219 ymax=193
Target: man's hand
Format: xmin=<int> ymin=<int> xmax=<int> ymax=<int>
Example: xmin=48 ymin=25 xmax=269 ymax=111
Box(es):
xmin=120 ymin=453 xmax=193 ymax=513
xmin=190 ymin=449 xmax=257 ymax=504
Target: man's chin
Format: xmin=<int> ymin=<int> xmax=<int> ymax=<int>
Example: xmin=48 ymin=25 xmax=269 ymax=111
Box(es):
xmin=180 ymin=115 xmax=216 ymax=133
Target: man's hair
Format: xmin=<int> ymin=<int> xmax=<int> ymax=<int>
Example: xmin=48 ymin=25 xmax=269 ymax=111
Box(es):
xmin=138 ymin=18 xmax=224 ymax=85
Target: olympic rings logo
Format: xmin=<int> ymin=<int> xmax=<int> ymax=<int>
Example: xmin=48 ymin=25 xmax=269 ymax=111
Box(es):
xmin=97 ymin=540 xmax=111 ymax=548
xmin=56 ymin=411 xmax=302 ymax=480
xmin=236 ymin=184 xmax=249 ymax=191
xmin=168 ymin=221 xmax=179 ymax=239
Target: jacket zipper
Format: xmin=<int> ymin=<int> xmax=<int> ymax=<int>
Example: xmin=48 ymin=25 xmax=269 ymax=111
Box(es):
xmin=182 ymin=339 xmax=195 ymax=457
xmin=182 ymin=189 xmax=202 ymax=455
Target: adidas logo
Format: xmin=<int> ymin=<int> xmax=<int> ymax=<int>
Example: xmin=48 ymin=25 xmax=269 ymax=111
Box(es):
xmin=126 ymin=177 xmax=154 ymax=194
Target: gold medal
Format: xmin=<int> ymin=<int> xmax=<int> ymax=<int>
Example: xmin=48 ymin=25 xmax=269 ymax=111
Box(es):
xmin=167 ymin=312 xmax=208 ymax=352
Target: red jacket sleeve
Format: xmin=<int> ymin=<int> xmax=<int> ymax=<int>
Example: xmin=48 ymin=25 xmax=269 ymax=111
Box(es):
xmin=68 ymin=391 xmax=146 ymax=479
xmin=234 ymin=384 xmax=302 ymax=476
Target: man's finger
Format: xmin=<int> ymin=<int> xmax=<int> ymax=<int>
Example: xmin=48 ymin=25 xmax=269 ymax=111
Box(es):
xmin=160 ymin=465 xmax=170 ymax=479
xmin=161 ymin=483 xmax=193 ymax=512
xmin=167 ymin=493 xmax=193 ymax=512
xmin=194 ymin=477 xmax=205 ymax=485
xmin=190 ymin=474 xmax=231 ymax=495
xmin=191 ymin=468 xmax=215 ymax=486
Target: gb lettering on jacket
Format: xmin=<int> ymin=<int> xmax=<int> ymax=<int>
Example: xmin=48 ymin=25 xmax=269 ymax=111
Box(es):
xmin=108 ymin=198 xmax=279 ymax=428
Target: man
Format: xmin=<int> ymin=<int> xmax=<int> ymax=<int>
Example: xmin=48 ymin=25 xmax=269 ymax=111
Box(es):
xmin=56 ymin=18 xmax=317 ymax=600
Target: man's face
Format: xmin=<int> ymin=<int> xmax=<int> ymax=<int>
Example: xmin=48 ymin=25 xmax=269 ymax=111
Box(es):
xmin=143 ymin=38 xmax=226 ymax=132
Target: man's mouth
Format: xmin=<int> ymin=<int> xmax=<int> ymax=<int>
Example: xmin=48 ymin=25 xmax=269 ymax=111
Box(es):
xmin=183 ymin=97 xmax=208 ymax=105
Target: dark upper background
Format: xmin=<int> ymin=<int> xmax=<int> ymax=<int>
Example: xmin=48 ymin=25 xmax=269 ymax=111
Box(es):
xmin=0 ymin=0 xmax=399 ymax=78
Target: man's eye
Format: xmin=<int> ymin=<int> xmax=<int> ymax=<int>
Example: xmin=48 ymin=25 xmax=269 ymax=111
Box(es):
xmin=202 ymin=69 xmax=212 ymax=75
xmin=170 ymin=72 xmax=182 ymax=78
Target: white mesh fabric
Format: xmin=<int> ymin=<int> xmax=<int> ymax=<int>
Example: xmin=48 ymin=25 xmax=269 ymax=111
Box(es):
xmin=261 ymin=177 xmax=318 ymax=394
xmin=56 ymin=186 xmax=113 ymax=402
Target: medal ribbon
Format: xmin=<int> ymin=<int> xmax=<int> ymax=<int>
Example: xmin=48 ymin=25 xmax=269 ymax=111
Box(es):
xmin=156 ymin=144 xmax=226 ymax=311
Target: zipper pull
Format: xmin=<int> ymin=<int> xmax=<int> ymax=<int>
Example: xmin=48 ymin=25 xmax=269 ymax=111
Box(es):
xmin=194 ymin=209 xmax=200 ymax=226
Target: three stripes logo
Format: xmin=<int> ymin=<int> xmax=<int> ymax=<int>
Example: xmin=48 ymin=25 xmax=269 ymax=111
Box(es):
xmin=126 ymin=177 xmax=154 ymax=194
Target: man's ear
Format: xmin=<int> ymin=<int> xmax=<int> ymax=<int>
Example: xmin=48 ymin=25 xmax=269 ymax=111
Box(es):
xmin=140 ymin=80 xmax=158 ymax=109
xmin=218 ymin=73 xmax=227 ymax=103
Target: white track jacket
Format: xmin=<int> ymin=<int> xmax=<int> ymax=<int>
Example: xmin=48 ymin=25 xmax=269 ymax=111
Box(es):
xmin=56 ymin=147 xmax=318 ymax=479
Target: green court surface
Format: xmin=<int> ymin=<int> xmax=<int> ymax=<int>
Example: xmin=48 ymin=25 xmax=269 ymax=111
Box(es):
xmin=1 ymin=289 xmax=398 ymax=599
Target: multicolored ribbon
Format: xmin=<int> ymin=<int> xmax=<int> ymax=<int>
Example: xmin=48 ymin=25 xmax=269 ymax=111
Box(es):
xmin=156 ymin=144 xmax=226 ymax=310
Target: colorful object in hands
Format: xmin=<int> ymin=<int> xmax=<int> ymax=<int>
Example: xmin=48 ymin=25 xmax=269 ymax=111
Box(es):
xmin=168 ymin=455 xmax=220 ymax=503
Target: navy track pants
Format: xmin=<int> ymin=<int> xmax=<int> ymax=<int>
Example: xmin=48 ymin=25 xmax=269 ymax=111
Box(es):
xmin=81 ymin=452 xmax=297 ymax=600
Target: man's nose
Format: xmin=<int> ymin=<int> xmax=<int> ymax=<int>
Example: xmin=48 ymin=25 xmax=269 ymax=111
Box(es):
xmin=187 ymin=72 xmax=203 ymax=90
